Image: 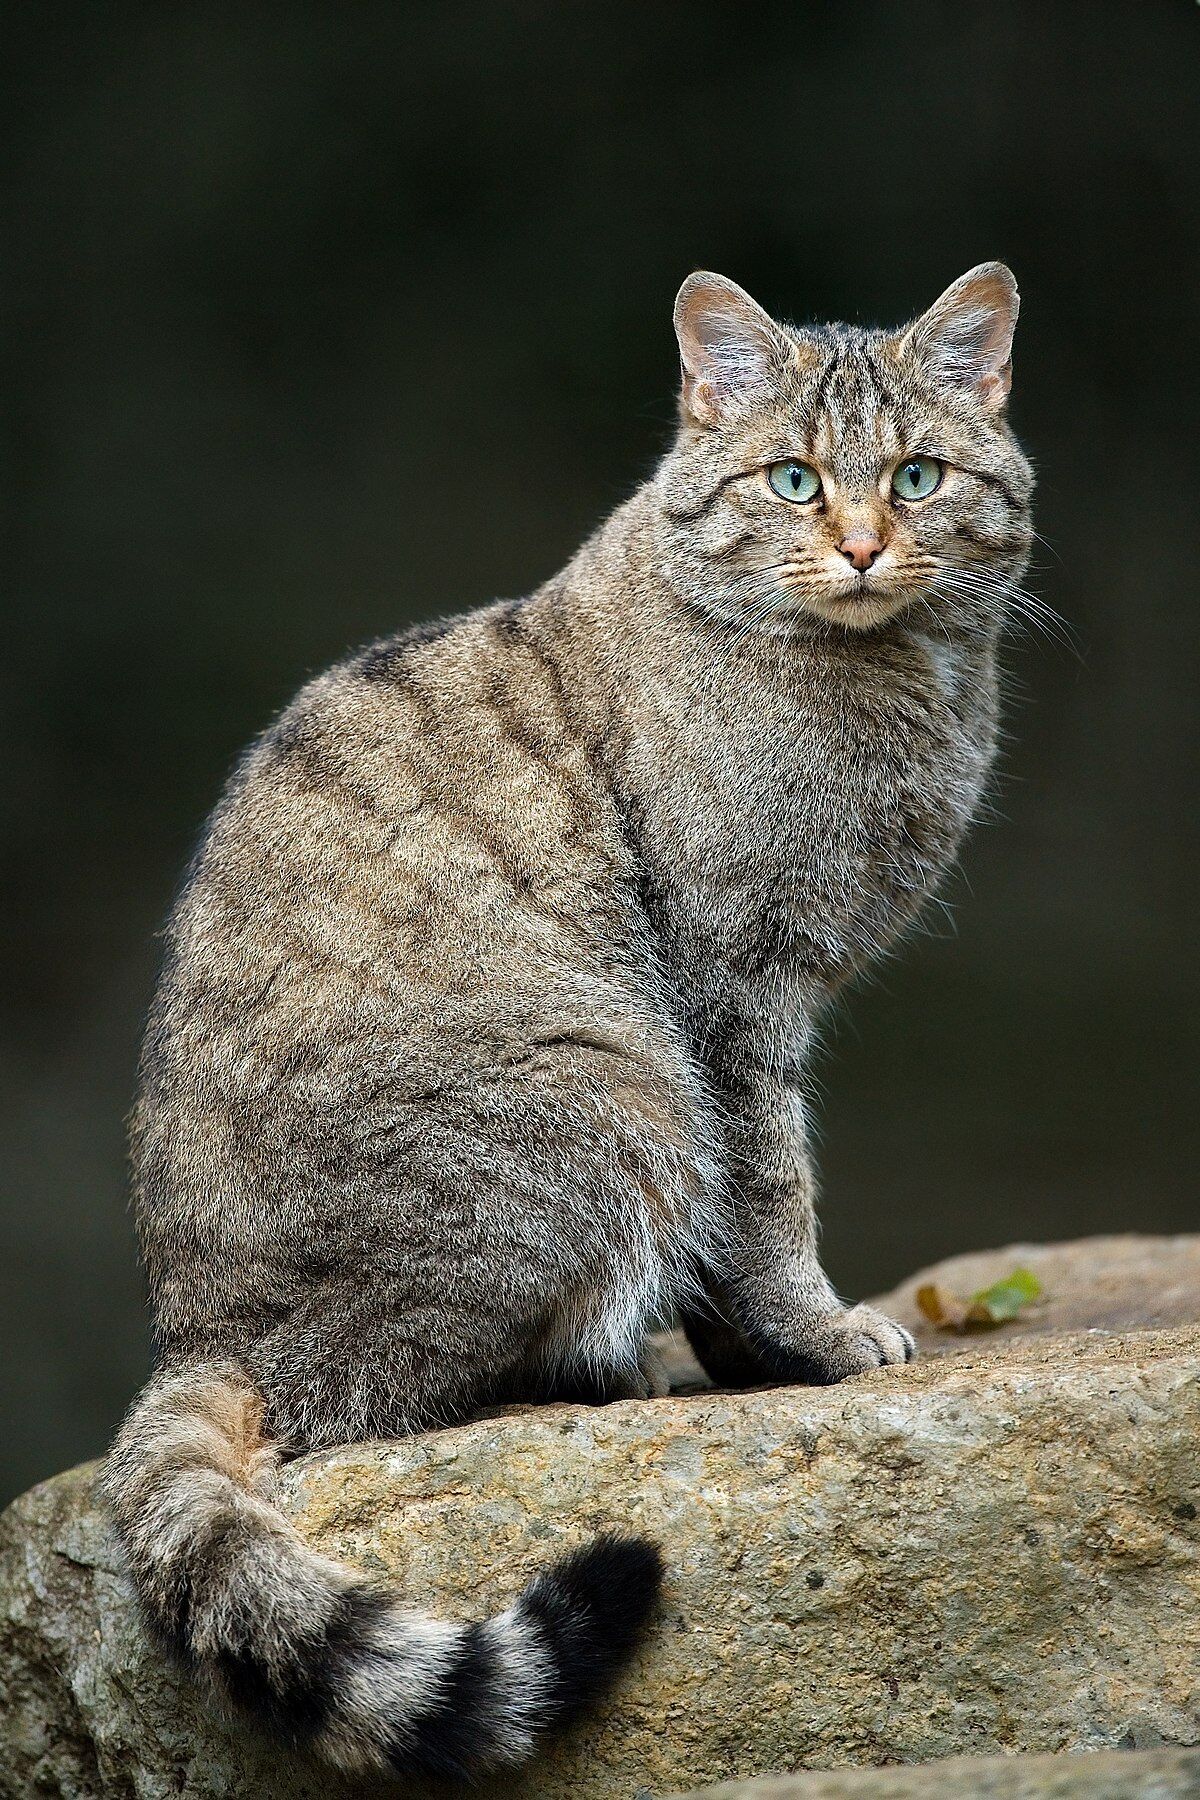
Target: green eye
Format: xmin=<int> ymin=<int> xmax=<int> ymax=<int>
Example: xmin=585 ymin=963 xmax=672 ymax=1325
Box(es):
xmin=891 ymin=456 xmax=943 ymax=501
xmin=767 ymin=460 xmax=822 ymax=504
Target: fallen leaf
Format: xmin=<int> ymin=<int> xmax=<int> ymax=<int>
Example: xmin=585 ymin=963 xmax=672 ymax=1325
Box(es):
xmin=916 ymin=1282 xmax=969 ymax=1329
xmin=965 ymin=1268 xmax=1043 ymax=1326
xmin=917 ymin=1267 xmax=1043 ymax=1333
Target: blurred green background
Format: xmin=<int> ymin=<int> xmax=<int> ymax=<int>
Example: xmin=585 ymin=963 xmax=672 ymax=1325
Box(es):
xmin=2 ymin=3 xmax=1197 ymax=1505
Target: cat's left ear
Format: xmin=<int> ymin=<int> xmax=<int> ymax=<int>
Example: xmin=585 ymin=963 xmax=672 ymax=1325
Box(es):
xmin=900 ymin=263 xmax=1019 ymax=410
xmin=673 ymin=272 xmax=794 ymax=425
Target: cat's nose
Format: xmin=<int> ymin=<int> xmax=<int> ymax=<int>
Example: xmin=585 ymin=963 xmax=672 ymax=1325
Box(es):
xmin=838 ymin=531 xmax=884 ymax=572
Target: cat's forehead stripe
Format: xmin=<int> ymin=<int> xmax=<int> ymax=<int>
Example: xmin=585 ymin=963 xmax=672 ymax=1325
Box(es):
xmin=799 ymin=341 xmax=904 ymax=474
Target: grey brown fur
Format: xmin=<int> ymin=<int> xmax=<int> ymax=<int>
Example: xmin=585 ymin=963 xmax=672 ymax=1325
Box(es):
xmin=104 ymin=265 xmax=1034 ymax=1778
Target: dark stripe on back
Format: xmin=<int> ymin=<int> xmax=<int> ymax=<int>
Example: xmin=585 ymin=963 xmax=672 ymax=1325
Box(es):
xmin=357 ymin=615 xmax=456 ymax=683
xmin=265 ymin=710 xmax=400 ymax=831
xmin=482 ymin=663 xmax=561 ymax=769
xmin=493 ymin=603 xmax=592 ymax=750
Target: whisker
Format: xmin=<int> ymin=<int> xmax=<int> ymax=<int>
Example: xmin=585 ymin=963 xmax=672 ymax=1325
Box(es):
xmin=929 ymin=565 xmax=1080 ymax=659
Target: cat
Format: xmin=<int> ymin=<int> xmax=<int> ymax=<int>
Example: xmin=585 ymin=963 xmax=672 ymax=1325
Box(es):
xmin=103 ymin=263 xmax=1033 ymax=1780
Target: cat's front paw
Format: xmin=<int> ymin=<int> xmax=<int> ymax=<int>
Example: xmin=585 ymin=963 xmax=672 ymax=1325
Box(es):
xmin=770 ymin=1304 xmax=916 ymax=1386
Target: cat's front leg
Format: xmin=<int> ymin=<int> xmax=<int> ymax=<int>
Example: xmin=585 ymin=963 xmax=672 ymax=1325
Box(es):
xmin=695 ymin=1076 xmax=915 ymax=1386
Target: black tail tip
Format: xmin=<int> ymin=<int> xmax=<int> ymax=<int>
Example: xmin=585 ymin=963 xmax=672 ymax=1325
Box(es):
xmin=549 ymin=1532 xmax=665 ymax=1643
xmin=519 ymin=1532 xmax=664 ymax=1722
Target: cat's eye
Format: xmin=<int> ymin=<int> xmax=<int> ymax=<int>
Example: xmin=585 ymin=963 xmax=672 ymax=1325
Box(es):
xmin=767 ymin=460 xmax=822 ymax=504
xmin=891 ymin=456 xmax=943 ymax=501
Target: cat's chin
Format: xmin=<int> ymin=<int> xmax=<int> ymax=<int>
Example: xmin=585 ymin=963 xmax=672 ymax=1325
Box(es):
xmin=792 ymin=586 xmax=914 ymax=632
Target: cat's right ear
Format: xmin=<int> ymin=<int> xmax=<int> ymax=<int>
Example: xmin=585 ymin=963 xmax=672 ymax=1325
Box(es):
xmin=673 ymin=273 xmax=792 ymax=426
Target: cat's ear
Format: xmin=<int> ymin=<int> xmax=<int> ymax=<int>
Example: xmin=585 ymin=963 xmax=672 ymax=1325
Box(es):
xmin=673 ymin=273 xmax=793 ymax=425
xmin=900 ymin=263 xmax=1019 ymax=410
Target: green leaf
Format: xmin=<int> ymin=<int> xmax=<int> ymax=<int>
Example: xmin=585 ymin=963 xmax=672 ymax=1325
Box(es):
xmin=966 ymin=1267 xmax=1043 ymax=1325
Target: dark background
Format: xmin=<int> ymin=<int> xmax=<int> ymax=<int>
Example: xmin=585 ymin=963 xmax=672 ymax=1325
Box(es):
xmin=3 ymin=2 xmax=1197 ymax=1506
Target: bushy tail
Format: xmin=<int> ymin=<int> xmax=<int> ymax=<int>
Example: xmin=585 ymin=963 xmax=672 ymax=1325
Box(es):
xmin=101 ymin=1361 xmax=662 ymax=1779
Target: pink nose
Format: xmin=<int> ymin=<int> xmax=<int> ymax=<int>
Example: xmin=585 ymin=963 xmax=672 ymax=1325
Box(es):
xmin=838 ymin=532 xmax=884 ymax=572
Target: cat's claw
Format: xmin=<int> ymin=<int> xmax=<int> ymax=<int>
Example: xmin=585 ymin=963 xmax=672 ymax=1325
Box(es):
xmin=769 ymin=1304 xmax=916 ymax=1385
xmin=836 ymin=1303 xmax=917 ymax=1370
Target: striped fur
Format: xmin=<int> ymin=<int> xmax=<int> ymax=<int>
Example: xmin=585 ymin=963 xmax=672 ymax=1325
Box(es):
xmin=105 ymin=267 xmax=1034 ymax=1774
xmin=101 ymin=1362 xmax=661 ymax=1778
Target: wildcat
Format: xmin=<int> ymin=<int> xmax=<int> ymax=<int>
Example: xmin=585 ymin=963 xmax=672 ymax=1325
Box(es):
xmin=104 ymin=264 xmax=1033 ymax=1780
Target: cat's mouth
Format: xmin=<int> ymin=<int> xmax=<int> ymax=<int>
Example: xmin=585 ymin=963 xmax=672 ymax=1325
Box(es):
xmin=752 ymin=557 xmax=926 ymax=632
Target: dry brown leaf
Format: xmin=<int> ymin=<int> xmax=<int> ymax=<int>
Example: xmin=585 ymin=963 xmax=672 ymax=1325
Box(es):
xmin=916 ymin=1282 xmax=969 ymax=1330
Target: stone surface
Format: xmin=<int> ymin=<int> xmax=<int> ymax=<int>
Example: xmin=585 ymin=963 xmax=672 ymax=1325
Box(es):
xmin=653 ymin=1232 xmax=1200 ymax=1390
xmin=875 ymin=1233 xmax=1200 ymax=1355
xmin=2 ymin=1236 xmax=1199 ymax=1799
xmin=674 ymin=1746 xmax=1200 ymax=1798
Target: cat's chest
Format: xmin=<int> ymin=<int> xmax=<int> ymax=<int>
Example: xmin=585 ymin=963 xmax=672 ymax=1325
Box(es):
xmin=632 ymin=637 xmax=995 ymax=997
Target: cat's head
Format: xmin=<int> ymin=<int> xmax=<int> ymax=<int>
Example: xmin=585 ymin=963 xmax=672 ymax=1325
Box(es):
xmin=655 ymin=266 xmax=1034 ymax=634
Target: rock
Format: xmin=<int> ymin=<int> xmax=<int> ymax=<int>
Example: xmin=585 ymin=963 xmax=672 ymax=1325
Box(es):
xmin=673 ymin=1746 xmax=1200 ymax=1798
xmin=874 ymin=1232 xmax=1200 ymax=1355
xmin=2 ymin=1236 xmax=1199 ymax=1799
xmin=653 ymin=1231 xmax=1200 ymax=1389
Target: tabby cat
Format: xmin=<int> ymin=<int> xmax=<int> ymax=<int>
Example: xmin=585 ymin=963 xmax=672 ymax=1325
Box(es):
xmin=104 ymin=264 xmax=1033 ymax=1779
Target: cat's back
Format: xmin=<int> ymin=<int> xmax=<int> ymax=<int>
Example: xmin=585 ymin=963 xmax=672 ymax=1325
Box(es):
xmin=138 ymin=600 xmax=651 ymax=1150
xmin=169 ymin=605 xmax=620 ymax=956
xmin=131 ymin=601 xmax=700 ymax=1360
